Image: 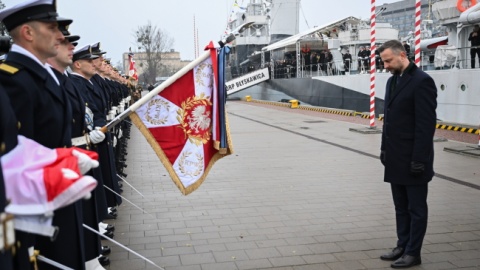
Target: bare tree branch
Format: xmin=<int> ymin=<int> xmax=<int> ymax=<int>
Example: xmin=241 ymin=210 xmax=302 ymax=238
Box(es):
xmin=134 ymin=21 xmax=174 ymax=84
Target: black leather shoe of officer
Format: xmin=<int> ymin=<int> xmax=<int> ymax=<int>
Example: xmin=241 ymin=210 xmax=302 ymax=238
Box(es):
xmin=104 ymin=213 xmax=117 ymax=220
xmin=103 ymin=230 xmax=114 ymax=238
xmin=391 ymin=254 xmax=421 ymax=268
xmin=105 ymin=224 xmax=115 ymax=232
xmin=98 ymin=256 xmax=110 ymax=266
xmin=380 ymin=247 xmax=404 ymax=261
xmin=101 ymin=245 xmax=111 ymax=256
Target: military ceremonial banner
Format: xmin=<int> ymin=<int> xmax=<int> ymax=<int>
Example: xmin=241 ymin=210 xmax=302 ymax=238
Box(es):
xmin=130 ymin=46 xmax=233 ymax=195
xmin=128 ymin=53 xmax=138 ymax=80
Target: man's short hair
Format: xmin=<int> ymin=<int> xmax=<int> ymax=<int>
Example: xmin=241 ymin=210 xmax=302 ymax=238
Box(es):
xmin=378 ymin=40 xmax=406 ymax=55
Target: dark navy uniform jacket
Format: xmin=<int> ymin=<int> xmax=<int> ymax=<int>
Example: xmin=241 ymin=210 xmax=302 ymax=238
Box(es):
xmin=70 ymin=73 xmax=122 ymax=207
xmin=0 ymin=52 xmax=71 ymax=148
xmin=0 ymin=85 xmax=18 ymax=270
xmin=0 ymin=52 xmax=86 ymax=270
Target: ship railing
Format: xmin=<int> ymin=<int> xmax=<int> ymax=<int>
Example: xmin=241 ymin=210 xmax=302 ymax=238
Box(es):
xmin=428 ymin=45 xmax=480 ymax=71
xmin=263 ymin=46 xmax=480 ymax=80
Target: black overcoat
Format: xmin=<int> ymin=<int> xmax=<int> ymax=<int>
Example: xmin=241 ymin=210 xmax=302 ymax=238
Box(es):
xmin=381 ymin=64 xmax=437 ymax=185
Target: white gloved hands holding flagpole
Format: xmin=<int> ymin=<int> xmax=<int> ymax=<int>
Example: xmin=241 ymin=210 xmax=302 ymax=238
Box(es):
xmin=89 ymin=128 xmax=105 ymax=144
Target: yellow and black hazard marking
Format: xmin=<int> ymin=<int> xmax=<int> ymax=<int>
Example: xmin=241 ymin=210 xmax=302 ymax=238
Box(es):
xmin=353 ymin=112 xmax=372 ymax=119
xmin=248 ymin=99 xmax=291 ymax=108
xmin=242 ymin=98 xmax=478 ymax=135
xmin=297 ymin=105 xmax=354 ymax=116
xmin=436 ymin=124 xmax=479 ymax=135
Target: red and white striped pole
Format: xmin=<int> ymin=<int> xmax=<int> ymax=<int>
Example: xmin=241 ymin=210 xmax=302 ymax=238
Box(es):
xmin=369 ymin=0 xmax=376 ymax=128
xmin=414 ymin=0 xmax=422 ymax=66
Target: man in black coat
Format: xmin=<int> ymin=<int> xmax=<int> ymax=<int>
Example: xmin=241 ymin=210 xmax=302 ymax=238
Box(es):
xmin=468 ymin=24 xmax=480 ymax=68
xmin=0 ymin=1 xmax=86 ymax=269
xmin=378 ymin=40 xmax=437 ymax=268
xmin=343 ymin=50 xmax=352 ymax=72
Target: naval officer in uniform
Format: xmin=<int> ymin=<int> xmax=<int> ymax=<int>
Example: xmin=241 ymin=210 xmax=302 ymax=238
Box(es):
xmin=0 ymin=1 xmax=86 ymax=269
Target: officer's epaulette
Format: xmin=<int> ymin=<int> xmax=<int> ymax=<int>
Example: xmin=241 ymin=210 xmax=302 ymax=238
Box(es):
xmin=0 ymin=63 xmax=21 ymax=74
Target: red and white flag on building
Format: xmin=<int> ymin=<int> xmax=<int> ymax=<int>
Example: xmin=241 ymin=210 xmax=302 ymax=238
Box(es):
xmin=129 ymin=48 xmax=233 ymax=195
xmin=128 ymin=53 xmax=139 ymax=80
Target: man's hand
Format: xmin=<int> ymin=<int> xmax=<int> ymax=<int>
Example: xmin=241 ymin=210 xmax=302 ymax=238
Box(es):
xmin=410 ymin=161 xmax=425 ymax=176
xmin=89 ymin=129 xmax=105 ymax=144
xmin=72 ymin=149 xmax=99 ymax=174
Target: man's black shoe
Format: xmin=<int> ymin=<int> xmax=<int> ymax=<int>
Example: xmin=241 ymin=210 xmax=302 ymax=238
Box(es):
xmin=380 ymin=247 xmax=404 ymax=261
xmin=391 ymin=255 xmax=421 ymax=268
xmin=103 ymin=230 xmax=114 ymax=238
xmin=101 ymin=246 xmax=111 ymax=256
xmin=104 ymin=213 xmax=117 ymax=220
xmin=98 ymin=256 xmax=110 ymax=266
xmin=105 ymin=224 xmax=115 ymax=232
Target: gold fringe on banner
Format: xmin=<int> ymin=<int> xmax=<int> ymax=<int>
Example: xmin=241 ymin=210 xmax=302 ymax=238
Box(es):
xmin=129 ymin=111 xmax=233 ymax=195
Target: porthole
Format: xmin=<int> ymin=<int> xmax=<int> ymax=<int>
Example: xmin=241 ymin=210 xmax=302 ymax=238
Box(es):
xmin=440 ymin=84 xmax=445 ymax=91
xmin=460 ymin=84 xmax=467 ymax=91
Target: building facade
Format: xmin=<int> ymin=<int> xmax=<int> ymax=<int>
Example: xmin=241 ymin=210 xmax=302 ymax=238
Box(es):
xmin=122 ymin=50 xmax=190 ymax=83
xmin=376 ymin=0 xmax=444 ymax=39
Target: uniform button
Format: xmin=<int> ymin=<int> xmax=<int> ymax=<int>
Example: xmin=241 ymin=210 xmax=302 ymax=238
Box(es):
xmin=0 ymin=142 xmax=5 ymax=153
xmin=17 ymin=121 xmax=21 ymax=129
xmin=73 ymin=119 xmax=76 ymax=123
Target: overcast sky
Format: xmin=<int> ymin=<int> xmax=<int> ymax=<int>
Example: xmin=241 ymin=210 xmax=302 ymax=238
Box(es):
xmin=2 ymin=0 xmax=401 ymax=66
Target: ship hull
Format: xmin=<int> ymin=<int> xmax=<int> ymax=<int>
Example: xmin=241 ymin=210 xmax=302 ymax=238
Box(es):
xmin=234 ymin=69 xmax=479 ymax=126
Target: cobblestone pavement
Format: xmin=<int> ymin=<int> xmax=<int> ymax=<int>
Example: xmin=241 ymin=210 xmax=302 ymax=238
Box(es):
xmin=106 ymin=101 xmax=480 ymax=270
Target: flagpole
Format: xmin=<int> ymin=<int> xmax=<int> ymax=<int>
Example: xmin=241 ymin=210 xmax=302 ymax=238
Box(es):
xmin=104 ymin=50 xmax=211 ymax=131
xmin=103 ymin=22 xmax=254 ymax=132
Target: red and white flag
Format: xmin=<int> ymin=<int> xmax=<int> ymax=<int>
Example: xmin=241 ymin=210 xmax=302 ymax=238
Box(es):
xmin=128 ymin=53 xmax=139 ymax=80
xmin=1 ymin=136 xmax=98 ymax=236
xmin=130 ymin=49 xmax=232 ymax=195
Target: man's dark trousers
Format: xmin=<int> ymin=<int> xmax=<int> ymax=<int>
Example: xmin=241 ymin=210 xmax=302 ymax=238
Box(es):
xmin=391 ymin=183 xmax=428 ymax=257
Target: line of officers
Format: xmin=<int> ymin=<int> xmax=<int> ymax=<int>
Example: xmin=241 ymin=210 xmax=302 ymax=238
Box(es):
xmin=342 ymin=46 xmax=386 ymax=73
xmin=344 ymin=42 xmax=413 ymax=73
xmin=0 ymin=1 xmax=139 ymax=269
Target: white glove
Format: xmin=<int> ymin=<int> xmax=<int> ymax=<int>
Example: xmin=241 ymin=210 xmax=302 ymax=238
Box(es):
xmin=108 ymin=110 xmax=116 ymax=120
xmin=61 ymin=168 xmax=92 ymax=199
xmin=118 ymin=129 xmax=123 ymax=139
xmin=113 ymin=136 xmax=117 ymax=147
xmin=72 ymin=149 xmax=99 ymax=174
xmin=89 ymin=129 xmax=105 ymax=144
